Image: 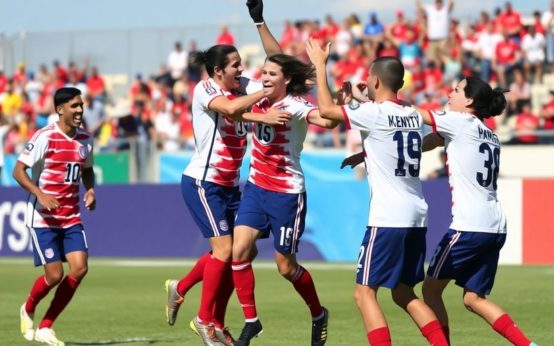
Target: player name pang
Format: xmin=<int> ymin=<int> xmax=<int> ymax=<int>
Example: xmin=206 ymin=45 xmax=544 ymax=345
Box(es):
xmin=387 ymin=114 xmax=420 ymax=128
xmin=478 ymin=126 xmax=500 ymax=145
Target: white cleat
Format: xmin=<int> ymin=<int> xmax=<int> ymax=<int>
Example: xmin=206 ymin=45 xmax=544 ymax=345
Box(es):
xmin=165 ymin=279 xmax=183 ymax=326
xmin=20 ymin=303 xmax=34 ymax=341
xmin=34 ymin=328 xmax=65 ymax=346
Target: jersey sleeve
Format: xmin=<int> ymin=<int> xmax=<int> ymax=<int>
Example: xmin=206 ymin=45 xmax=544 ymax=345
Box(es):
xmin=341 ymin=101 xmax=379 ymax=132
xmin=429 ymin=110 xmax=464 ymax=140
xmin=18 ymin=131 xmax=49 ymax=168
xmin=194 ymin=80 xmax=223 ymax=110
xmin=292 ymin=97 xmax=317 ymax=122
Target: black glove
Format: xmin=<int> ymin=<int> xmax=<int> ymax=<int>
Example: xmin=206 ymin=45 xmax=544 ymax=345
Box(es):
xmin=246 ymin=0 xmax=264 ymax=23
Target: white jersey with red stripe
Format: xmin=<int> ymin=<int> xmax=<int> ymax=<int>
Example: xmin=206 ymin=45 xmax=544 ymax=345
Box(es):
xmin=184 ymin=77 xmax=261 ymax=187
xmin=430 ymin=110 xmax=507 ymax=233
xmin=248 ymin=95 xmax=316 ymax=194
xmin=341 ymin=100 xmax=428 ymax=227
xmin=18 ymin=123 xmax=94 ymax=229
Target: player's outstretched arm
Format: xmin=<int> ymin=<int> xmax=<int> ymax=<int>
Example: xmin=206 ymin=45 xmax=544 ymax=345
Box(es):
xmin=13 ymin=161 xmax=60 ymax=211
xmin=82 ymin=166 xmax=96 ymax=211
xmin=241 ymin=107 xmax=292 ymax=125
xmin=210 ymin=90 xmax=265 ymax=117
xmin=247 ymin=0 xmax=282 ymax=56
xmin=305 ymin=39 xmax=344 ymax=121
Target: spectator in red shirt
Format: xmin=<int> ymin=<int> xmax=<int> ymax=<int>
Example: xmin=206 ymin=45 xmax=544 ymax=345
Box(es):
xmin=540 ymin=90 xmax=554 ymax=144
xmin=322 ymin=15 xmax=340 ymax=42
xmin=418 ymin=92 xmax=441 ymax=111
xmin=216 ymin=24 xmax=235 ymax=45
xmin=279 ymin=20 xmax=300 ymax=53
xmin=493 ymin=32 xmax=520 ymax=88
xmin=86 ymin=66 xmax=106 ymax=102
xmin=387 ymin=11 xmax=409 ymax=44
xmin=423 ymin=60 xmax=443 ymax=94
xmin=377 ymin=38 xmax=399 ymax=58
xmin=0 ymin=68 xmax=8 ymax=94
xmin=508 ymin=102 xmax=539 ymax=144
xmin=53 ymin=60 xmax=68 ymax=85
xmin=13 ymin=63 xmax=28 ymax=87
xmin=498 ymin=2 xmax=522 ymax=43
xmin=533 ymin=11 xmax=545 ymax=34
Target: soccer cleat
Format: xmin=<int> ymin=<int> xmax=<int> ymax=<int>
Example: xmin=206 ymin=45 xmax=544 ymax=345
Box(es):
xmin=164 ymin=279 xmax=184 ymax=326
xmin=20 ymin=303 xmax=34 ymax=341
xmin=529 ymin=343 xmax=540 ymax=346
xmin=311 ymin=306 xmax=329 ymax=346
xmin=190 ymin=317 xmax=225 ymax=346
xmin=214 ymin=327 xmax=234 ymax=346
xmin=34 ymin=328 xmax=65 ymax=346
xmin=234 ymin=320 xmax=263 ymax=346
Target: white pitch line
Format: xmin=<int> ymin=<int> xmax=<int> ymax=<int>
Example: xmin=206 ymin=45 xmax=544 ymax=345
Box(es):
xmin=0 ymin=257 xmax=356 ymax=270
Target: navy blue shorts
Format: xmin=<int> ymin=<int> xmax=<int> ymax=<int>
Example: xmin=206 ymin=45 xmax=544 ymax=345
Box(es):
xmin=427 ymin=229 xmax=506 ymax=295
xmin=356 ymin=226 xmax=427 ymax=289
xmin=181 ymin=175 xmax=241 ymax=238
xmin=235 ymin=182 xmax=306 ymax=255
xmin=30 ymin=224 xmax=88 ymax=267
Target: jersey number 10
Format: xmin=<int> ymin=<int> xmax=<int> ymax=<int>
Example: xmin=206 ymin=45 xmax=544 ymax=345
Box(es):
xmin=64 ymin=163 xmax=81 ymax=183
xmin=393 ymin=131 xmax=421 ymax=177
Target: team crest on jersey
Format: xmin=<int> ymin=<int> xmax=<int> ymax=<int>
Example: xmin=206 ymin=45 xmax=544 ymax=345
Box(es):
xmin=24 ymin=142 xmax=34 ymax=152
xmin=348 ymin=101 xmax=360 ymax=110
xmin=79 ymin=145 xmax=89 ymax=159
xmin=219 ymin=220 xmax=229 ymax=232
xmin=44 ymin=248 xmax=54 ymax=259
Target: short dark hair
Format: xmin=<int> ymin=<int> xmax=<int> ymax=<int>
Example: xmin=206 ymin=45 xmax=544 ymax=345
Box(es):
xmin=54 ymin=87 xmax=81 ymax=109
xmin=370 ymin=56 xmax=405 ymax=93
xmin=190 ymin=45 xmax=239 ymax=78
xmin=266 ymin=54 xmax=315 ymax=96
xmin=463 ymin=76 xmax=507 ymax=119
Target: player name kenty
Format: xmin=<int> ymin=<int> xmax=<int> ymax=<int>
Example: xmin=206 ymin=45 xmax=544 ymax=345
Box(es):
xmin=387 ymin=114 xmax=420 ymax=128
xmin=478 ymin=126 xmax=500 ymax=145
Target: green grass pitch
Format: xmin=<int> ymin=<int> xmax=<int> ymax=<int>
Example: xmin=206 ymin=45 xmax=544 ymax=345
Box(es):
xmin=1 ymin=258 xmax=553 ymax=345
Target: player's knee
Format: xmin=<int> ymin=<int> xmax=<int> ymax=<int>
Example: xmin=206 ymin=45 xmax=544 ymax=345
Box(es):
xmin=391 ymin=288 xmax=414 ymax=308
xmin=353 ymin=286 xmax=365 ymax=307
xmin=277 ymin=261 xmax=296 ymax=280
xmin=462 ymin=291 xmax=480 ymax=312
xmin=71 ymin=264 xmax=88 ymax=281
xmin=46 ymin=271 xmax=64 ymax=286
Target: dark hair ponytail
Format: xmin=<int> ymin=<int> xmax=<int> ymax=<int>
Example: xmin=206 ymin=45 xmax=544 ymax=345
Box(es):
xmin=463 ymin=77 xmax=507 ymax=119
xmin=192 ymin=45 xmax=239 ymax=78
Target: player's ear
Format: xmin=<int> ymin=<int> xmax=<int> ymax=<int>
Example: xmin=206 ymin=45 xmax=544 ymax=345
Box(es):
xmin=213 ymin=65 xmax=223 ymax=77
xmin=284 ymin=76 xmax=291 ymax=85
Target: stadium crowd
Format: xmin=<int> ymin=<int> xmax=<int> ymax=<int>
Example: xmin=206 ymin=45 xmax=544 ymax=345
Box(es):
xmin=1 ymin=0 xmax=554 ymax=160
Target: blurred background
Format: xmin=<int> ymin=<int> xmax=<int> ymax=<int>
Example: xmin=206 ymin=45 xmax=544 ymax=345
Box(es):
xmin=0 ymin=0 xmax=552 ymax=265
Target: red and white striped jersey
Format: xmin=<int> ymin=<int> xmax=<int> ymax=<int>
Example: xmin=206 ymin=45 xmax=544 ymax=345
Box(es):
xmin=18 ymin=123 xmax=94 ymax=229
xmin=184 ymin=77 xmax=261 ymax=187
xmin=248 ymin=95 xmax=316 ymax=194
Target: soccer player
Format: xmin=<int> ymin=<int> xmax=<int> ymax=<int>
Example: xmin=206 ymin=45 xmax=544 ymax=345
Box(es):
xmin=417 ymin=76 xmax=538 ymax=346
xmin=15 ymin=87 xmax=96 ymax=346
xmin=231 ymin=53 xmax=340 ymax=346
xmin=164 ymin=1 xmax=288 ymax=345
xmin=306 ymin=38 xmax=449 ymax=346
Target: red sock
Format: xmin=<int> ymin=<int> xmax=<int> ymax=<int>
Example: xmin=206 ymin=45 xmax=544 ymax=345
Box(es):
xmin=197 ymin=256 xmax=228 ymax=323
xmin=232 ymin=260 xmax=257 ymax=321
xmin=442 ymin=326 xmax=450 ymax=344
xmin=420 ymin=320 xmax=449 ymax=346
xmin=367 ymin=326 xmax=391 ymax=346
xmin=291 ymin=266 xmax=323 ymax=318
xmin=492 ymin=314 xmax=531 ymax=346
xmin=25 ymin=275 xmax=52 ymax=314
xmin=213 ymin=263 xmax=234 ymax=329
xmin=177 ymin=251 xmax=211 ymax=296
xmin=39 ymin=276 xmax=80 ymax=329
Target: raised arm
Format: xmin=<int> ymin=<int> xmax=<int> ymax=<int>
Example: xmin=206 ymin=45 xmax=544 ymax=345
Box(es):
xmin=247 ymin=0 xmax=282 ymax=56
xmin=305 ymin=39 xmax=345 ymax=122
